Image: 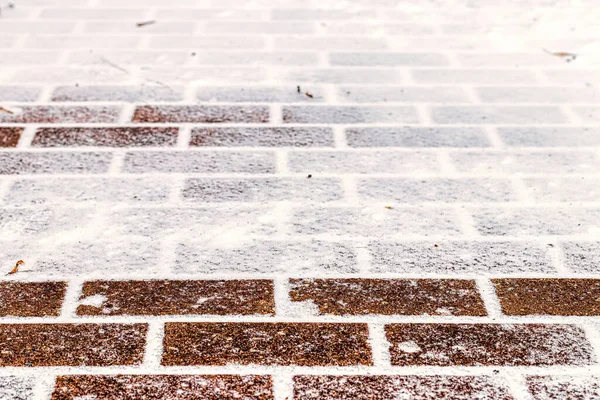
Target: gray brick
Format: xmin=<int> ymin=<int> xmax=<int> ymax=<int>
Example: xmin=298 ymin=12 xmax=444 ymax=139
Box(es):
xmin=369 ymin=241 xmax=554 ymax=273
xmin=542 ymin=70 xmax=600 ymax=85
xmin=291 ymin=206 xmax=461 ymax=237
xmin=0 ymin=376 xmax=35 ymax=400
xmin=288 ymin=151 xmax=439 ymax=174
xmin=190 ymin=127 xmax=334 ymax=147
xmin=523 ymin=178 xmax=600 ymax=202
xmin=150 ymin=36 xmax=265 ymax=49
xmin=0 ymin=207 xmax=95 ymax=238
xmin=572 ymin=107 xmax=600 ymax=123
xmin=5 ymin=178 xmax=170 ymax=205
xmin=338 ymin=86 xmax=469 ymax=103
xmin=346 ymin=127 xmax=489 ymax=148
xmin=84 ymin=21 xmax=196 ymax=34
xmin=0 ymin=152 xmax=112 ymax=175
xmin=203 ymin=21 xmax=314 ymax=34
xmin=68 ymin=50 xmax=190 ymax=65
xmin=182 ymin=178 xmax=343 ymax=202
xmin=450 ymin=151 xmax=600 ymax=174
xmin=9 ymin=67 xmax=129 ymax=84
xmin=275 ymin=37 xmax=386 ymax=51
xmin=287 ymin=69 xmax=402 ymax=84
xmin=176 ymin=239 xmax=358 ymax=274
xmin=272 ymin=9 xmax=377 ymax=20
xmin=40 ymin=8 xmax=147 ymax=19
xmin=563 ymin=242 xmax=600 ymax=273
xmin=140 ymin=67 xmax=266 ymax=84
xmin=472 ymin=207 xmax=600 ymax=236
xmin=24 ymin=36 xmax=140 ymax=49
xmin=458 ymin=53 xmax=567 ymax=67
xmin=330 ymin=53 xmax=449 ymax=66
xmin=157 ymin=9 xmax=264 ymax=20
xmin=478 ymin=87 xmax=600 ymax=103
xmin=196 ymin=86 xmax=323 ymax=102
xmin=412 ymin=69 xmax=536 ymax=84
xmin=122 ymin=151 xmax=276 ymax=174
xmin=498 ymin=127 xmax=600 ymax=147
xmin=326 ymin=23 xmax=435 ymax=35
xmin=0 ymin=86 xmax=41 ymax=102
xmin=0 ymin=51 xmax=62 ymax=65
xmin=432 ymin=106 xmax=567 ymax=124
xmin=193 ymin=52 xmax=319 ymax=66
xmin=358 ymin=178 xmax=516 ymax=202
xmin=51 ymin=86 xmax=183 ymax=102
xmin=283 ymin=106 xmax=419 ymax=124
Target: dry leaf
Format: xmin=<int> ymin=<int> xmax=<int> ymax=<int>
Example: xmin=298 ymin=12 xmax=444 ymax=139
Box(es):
xmin=385 ymin=206 xmax=393 ymax=209
xmin=136 ymin=20 xmax=156 ymax=27
xmin=305 ymin=92 xmax=313 ymax=98
xmin=8 ymin=260 xmax=24 ymax=275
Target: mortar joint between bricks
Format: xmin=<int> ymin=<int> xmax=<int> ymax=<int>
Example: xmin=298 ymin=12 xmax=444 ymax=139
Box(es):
xmin=368 ymin=323 xmax=392 ymax=368
xmin=143 ymin=321 xmax=165 ymax=368
xmin=273 ymin=371 xmax=294 ymax=400
xmin=475 ymin=278 xmax=503 ymax=319
xmin=32 ymin=374 xmax=57 ymax=400
xmin=59 ymin=278 xmax=85 ymax=319
xmin=16 ymin=125 xmax=37 ymax=148
xmin=501 ymin=371 xmax=534 ymax=400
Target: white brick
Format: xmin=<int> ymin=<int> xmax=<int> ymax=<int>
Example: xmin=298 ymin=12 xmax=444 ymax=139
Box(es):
xmin=478 ymin=87 xmax=600 ymax=103
xmin=432 ymin=106 xmax=567 ymax=124
xmin=412 ymin=69 xmax=536 ymax=84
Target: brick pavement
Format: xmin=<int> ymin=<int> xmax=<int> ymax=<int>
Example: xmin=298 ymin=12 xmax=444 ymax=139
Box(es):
xmin=1 ymin=0 xmax=600 ymax=398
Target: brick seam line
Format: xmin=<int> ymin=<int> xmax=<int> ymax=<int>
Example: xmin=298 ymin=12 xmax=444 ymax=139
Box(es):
xmin=502 ymin=371 xmax=534 ymax=400
xmin=32 ymin=374 xmax=56 ymax=400
xmin=368 ymin=323 xmax=392 ymax=368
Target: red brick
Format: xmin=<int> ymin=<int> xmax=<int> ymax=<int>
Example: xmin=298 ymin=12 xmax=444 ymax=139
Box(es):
xmin=289 ymin=278 xmax=486 ymax=316
xmin=0 ymin=106 xmax=121 ymax=123
xmin=493 ymin=278 xmax=600 ymax=316
xmin=385 ymin=324 xmax=593 ymax=366
xmin=0 ymin=282 xmax=66 ymax=317
xmin=77 ymin=280 xmax=274 ymax=316
xmin=162 ymin=323 xmax=372 ymax=366
xmin=0 ymin=324 xmax=147 ymax=366
xmin=293 ymin=375 xmax=514 ymax=400
xmin=52 ymin=375 xmax=274 ymax=400
xmin=527 ymin=375 xmax=600 ymax=400
xmin=0 ymin=128 xmax=22 ymax=147
xmin=132 ymin=105 xmax=269 ymax=123
xmin=32 ymin=127 xmax=178 ymax=147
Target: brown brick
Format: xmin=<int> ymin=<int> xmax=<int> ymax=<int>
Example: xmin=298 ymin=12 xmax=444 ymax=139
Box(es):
xmin=293 ymin=375 xmax=514 ymax=400
xmin=385 ymin=324 xmax=593 ymax=366
xmin=190 ymin=127 xmax=334 ymax=147
xmin=52 ymin=375 xmax=274 ymax=400
xmin=493 ymin=278 xmax=600 ymax=316
xmin=162 ymin=323 xmax=372 ymax=366
xmin=32 ymin=127 xmax=178 ymax=147
xmin=289 ymin=278 xmax=486 ymax=316
xmin=77 ymin=280 xmax=274 ymax=316
xmin=0 ymin=282 xmax=66 ymax=317
xmin=132 ymin=106 xmax=269 ymax=123
xmin=527 ymin=375 xmax=600 ymax=400
xmin=0 ymin=323 xmax=147 ymax=366
xmin=0 ymin=128 xmax=22 ymax=147
xmin=0 ymin=106 xmax=121 ymax=123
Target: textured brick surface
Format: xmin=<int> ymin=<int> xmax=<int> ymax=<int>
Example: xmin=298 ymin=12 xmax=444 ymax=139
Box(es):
xmin=498 ymin=127 xmax=600 ymax=147
xmin=0 ymin=128 xmax=22 ymax=147
xmin=162 ymin=322 xmax=372 ymax=366
xmin=190 ymin=127 xmax=334 ymax=147
xmin=132 ymin=105 xmax=269 ymax=123
xmin=527 ymin=376 xmax=600 ymax=400
xmin=51 ymin=86 xmax=184 ymax=102
xmin=386 ymin=324 xmax=594 ymax=366
xmin=282 ymin=106 xmax=419 ymax=124
xmin=52 ymin=375 xmax=274 ymax=400
xmin=346 ymin=127 xmax=489 ymax=147
xmin=0 ymin=152 xmax=112 ymax=174
xmin=0 ymin=282 xmax=66 ymax=317
xmin=0 ymin=106 xmax=121 ymax=123
xmin=0 ymin=376 xmax=36 ymax=400
xmin=32 ymin=127 xmax=179 ymax=147
xmin=563 ymin=242 xmax=600 ymax=273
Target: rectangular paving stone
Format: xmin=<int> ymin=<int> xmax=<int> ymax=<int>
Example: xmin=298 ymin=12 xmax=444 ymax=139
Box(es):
xmin=432 ymin=106 xmax=566 ymax=124
xmin=32 ymin=127 xmax=179 ymax=147
xmin=190 ymin=127 xmax=334 ymax=147
xmin=0 ymin=207 xmax=96 ymax=238
xmin=193 ymin=51 xmax=319 ymax=66
xmin=275 ymin=37 xmax=386 ymax=50
xmin=527 ymin=375 xmax=600 ymax=400
xmin=176 ymin=239 xmax=358 ymax=275
xmin=24 ymin=36 xmax=141 ymax=49
xmin=573 ymin=106 xmax=600 ymax=123
xmin=289 ymin=279 xmax=486 ymax=316
xmin=346 ymin=127 xmax=489 ymax=147
xmin=0 ymin=323 xmax=147 ymax=366
xmin=204 ymin=21 xmax=314 ymax=34
xmin=68 ymin=50 xmax=189 ymax=65
xmin=293 ymin=375 xmax=514 ymax=400
xmin=162 ymin=322 xmax=372 ymax=366
xmin=288 ymin=151 xmax=439 ymax=174
xmin=0 ymin=51 xmax=61 ymax=65
xmin=182 ymin=177 xmax=343 ymax=202
xmin=563 ymin=242 xmax=600 ymax=273
xmin=122 ymin=151 xmax=275 ymax=173
xmin=51 ymin=86 xmax=184 ymax=102
xmin=5 ymin=177 xmax=170 ymax=205
xmin=523 ymin=177 xmax=600 ymax=202
xmin=287 ymin=68 xmax=402 ymax=84
xmin=369 ymin=241 xmax=554 ymax=274
xmin=196 ymin=86 xmax=323 ymax=102
xmin=472 ymin=207 xmax=600 ymax=236
xmin=132 ymin=105 xmax=269 ymax=123
xmin=0 ymin=281 xmax=66 ymax=317
xmin=541 ymin=70 xmax=600 ymax=85
xmin=291 ymin=206 xmax=461 ymax=237
xmin=0 ymin=128 xmax=22 ymax=147
xmin=77 ymin=280 xmax=274 ymax=316
xmin=0 ymin=152 xmax=112 ymax=174
xmin=0 ymin=86 xmax=41 ymax=101
xmin=149 ymin=36 xmax=265 ymax=50
xmin=330 ymin=52 xmax=449 ymax=66
xmin=478 ymin=87 xmax=600 ymax=103
xmin=52 ymin=375 xmax=274 ymax=400
xmin=358 ymin=178 xmax=516 ymax=202
xmin=450 ymin=151 xmax=600 ymax=174
xmin=498 ymin=127 xmax=600 ymax=147
xmin=157 ymin=9 xmax=263 ymax=20
xmin=493 ymin=278 xmax=600 ymax=316
xmin=272 ymin=9 xmax=377 ymax=20
xmin=0 ymin=376 xmax=36 ymax=400
xmin=338 ymin=86 xmax=469 ymax=103
xmin=385 ymin=324 xmax=594 ymax=366
xmin=0 ymin=106 xmax=121 ymax=123
xmin=282 ymin=106 xmax=419 ymax=124
xmin=412 ymin=69 xmax=536 ymax=84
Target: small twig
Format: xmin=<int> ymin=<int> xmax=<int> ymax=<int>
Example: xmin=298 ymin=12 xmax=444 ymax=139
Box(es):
xmin=0 ymin=106 xmax=14 ymax=114
xmin=136 ymin=20 xmax=156 ymax=27
xmin=8 ymin=260 xmax=23 ymax=275
xmin=305 ymin=92 xmax=313 ymax=98
xmin=542 ymin=48 xmax=577 ymax=62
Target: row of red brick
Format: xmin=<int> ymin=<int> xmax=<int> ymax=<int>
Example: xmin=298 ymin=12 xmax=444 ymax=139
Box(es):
xmin=0 ymin=322 xmax=593 ymax=366
xmin=3 ymin=279 xmax=600 ymax=317
xmin=48 ymin=374 xmax=600 ymax=399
